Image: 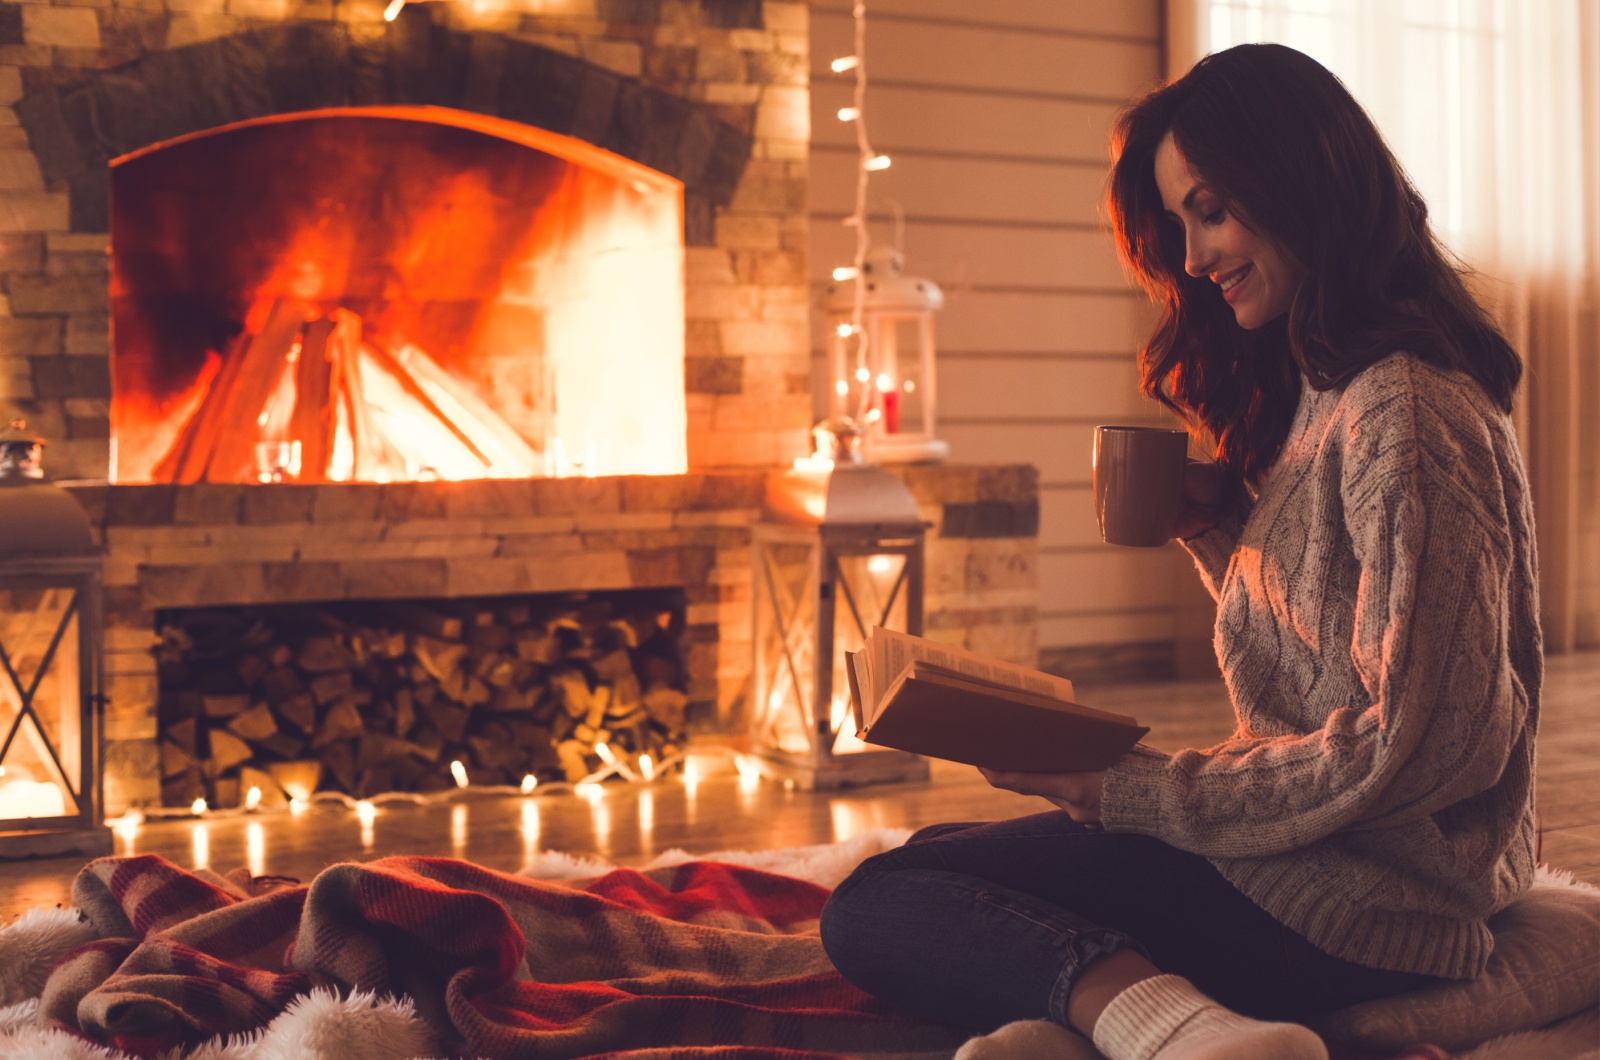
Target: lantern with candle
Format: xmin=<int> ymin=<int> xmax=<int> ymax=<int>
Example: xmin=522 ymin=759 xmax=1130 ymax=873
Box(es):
xmin=749 ymin=418 xmax=930 ymax=789
xmin=824 ymin=247 xmax=949 ymax=464
xmin=0 ymin=421 xmax=112 ymax=858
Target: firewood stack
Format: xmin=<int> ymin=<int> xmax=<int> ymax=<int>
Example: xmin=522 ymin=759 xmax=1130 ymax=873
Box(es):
xmin=153 ymin=592 xmax=690 ymax=808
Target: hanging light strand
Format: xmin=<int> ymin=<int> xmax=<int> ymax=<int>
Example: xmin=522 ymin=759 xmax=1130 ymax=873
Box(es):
xmin=845 ymin=1 xmax=876 ymax=420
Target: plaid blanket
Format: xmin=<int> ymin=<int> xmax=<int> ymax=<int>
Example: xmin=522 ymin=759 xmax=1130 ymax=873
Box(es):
xmin=36 ymin=854 xmax=966 ymax=1059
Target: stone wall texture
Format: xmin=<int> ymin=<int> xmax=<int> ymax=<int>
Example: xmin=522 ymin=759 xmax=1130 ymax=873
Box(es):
xmin=0 ymin=0 xmax=815 ymax=478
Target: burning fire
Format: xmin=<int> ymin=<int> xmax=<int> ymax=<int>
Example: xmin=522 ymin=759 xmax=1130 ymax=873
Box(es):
xmin=112 ymin=109 xmax=688 ymax=484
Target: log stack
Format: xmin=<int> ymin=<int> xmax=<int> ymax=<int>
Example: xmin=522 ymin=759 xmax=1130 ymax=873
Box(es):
xmin=154 ymin=591 xmax=689 ymax=807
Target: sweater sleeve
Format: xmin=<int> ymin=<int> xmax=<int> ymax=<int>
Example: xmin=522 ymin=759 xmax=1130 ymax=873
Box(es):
xmin=1101 ymin=407 xmax=1525 ymax=859
xmin=1178 ymin=502 xmax=1249 ymax=601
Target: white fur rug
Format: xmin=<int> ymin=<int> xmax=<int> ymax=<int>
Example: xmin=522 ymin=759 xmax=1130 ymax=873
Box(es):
xmin=0 ymin=831 xmax=1593 ymax=1060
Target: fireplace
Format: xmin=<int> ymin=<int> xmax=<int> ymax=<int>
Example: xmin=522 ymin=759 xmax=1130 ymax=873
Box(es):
xmin=112 ymin=109 xmax=688 ymax=485
xmin=2 ymin=1 xmax=1041 ymax=816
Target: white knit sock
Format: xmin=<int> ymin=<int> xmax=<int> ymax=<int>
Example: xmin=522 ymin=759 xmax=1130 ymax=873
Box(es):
xmin=1090 ymin=975 xmax=1328 ymax=1060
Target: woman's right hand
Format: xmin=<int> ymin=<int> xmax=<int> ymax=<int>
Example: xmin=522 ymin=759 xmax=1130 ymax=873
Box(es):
xmin=1173 ymin=459 xmax=1225 ymax=540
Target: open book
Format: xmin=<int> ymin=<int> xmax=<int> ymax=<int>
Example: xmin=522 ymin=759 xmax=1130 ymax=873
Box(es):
xmin=844 ymin=628 xmax=1148 ymax=772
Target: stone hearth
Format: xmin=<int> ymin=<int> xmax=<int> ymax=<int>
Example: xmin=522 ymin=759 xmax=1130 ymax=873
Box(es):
xmin=67 ymin=466 xmax=1039 ymax=814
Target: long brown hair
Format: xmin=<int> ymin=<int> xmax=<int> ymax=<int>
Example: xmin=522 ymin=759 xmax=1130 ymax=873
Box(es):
xmin=1107 ymin=43 xmax=1520 ymax=490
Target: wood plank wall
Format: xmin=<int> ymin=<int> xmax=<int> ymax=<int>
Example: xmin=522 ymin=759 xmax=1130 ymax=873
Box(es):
xmin=807 ymin=0 xmax=1203 ymax=680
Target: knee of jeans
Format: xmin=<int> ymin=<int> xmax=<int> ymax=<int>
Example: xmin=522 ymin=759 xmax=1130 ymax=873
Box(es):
xmin=819 ymin=875 xmax=872 ymax=979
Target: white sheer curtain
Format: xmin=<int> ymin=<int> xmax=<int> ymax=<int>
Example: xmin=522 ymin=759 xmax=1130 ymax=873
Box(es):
xmin=1168 ymin=0 xmax=1600 ymax=652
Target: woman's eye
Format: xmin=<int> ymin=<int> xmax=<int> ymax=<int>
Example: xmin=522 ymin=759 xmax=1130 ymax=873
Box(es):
xmin=1203 ymin=209 xmax=1226 ymax=225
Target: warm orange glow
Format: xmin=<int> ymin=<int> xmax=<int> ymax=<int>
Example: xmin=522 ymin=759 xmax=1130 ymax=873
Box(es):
xmin=0 ymin=777 xmax=67 ymax=818
xmin=112 ymin=108 xmax=686 ymax=484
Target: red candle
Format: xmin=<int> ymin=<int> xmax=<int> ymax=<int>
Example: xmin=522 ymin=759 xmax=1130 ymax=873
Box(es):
xmin=882 ymin=389 xmax=900 ymax=433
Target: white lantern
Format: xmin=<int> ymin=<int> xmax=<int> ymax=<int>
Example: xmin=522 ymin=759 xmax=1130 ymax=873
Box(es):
xmin=824 ymin=247 xmax=949 ymax=464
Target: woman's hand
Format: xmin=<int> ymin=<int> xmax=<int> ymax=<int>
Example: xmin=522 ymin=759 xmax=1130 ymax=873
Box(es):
xmin=1173 ymin=458 xmax=1225 ymax=540
xmin=978 ymin=768 xmax=1106 ymax=825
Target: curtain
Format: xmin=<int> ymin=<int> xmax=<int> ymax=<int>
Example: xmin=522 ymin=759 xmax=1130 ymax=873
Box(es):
xmin=1167 ymin=0 xmax=1600 ymax=652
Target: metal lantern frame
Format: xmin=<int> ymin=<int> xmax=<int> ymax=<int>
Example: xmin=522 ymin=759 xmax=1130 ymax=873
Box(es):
xmin=0 ymin=424 xmax=111 ymax=859
xmin=751 ymin=460 xmax=931 ymax=790
xmin=0 ymin=558 xmax=108 ymax=856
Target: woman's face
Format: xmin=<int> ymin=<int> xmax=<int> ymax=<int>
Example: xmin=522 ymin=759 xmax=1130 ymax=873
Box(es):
xmin=1153 ymin=132 xmax=1306 ymax=330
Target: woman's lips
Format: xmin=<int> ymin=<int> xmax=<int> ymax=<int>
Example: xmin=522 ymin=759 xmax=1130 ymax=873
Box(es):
xmin=1219 ymin=264 xmax=1253 ymax=304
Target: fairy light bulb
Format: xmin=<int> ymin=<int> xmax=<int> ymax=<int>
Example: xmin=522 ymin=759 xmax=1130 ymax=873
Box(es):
xmin=835 ymin=379 xmax=850 ymax=397
xmin=191 ymin=797 xmax=207 ymax=816
xmin=520 ymin=774 xmax=538 ymax=794
xmin=450 ymin=760 xmax=469 ymax=788
xmin=638 ymin=754 xmax=655 ymax=782
xmin=244 ymin=786 xmax=262 ymax=811
xmin=831 ymin=55 xmax=858 ymax=72
xmin=832 ymin=266 xmax=859 ymax=281
xmin=836 ymin=323 xmax=855 ymax=338
xmin=855 ymin=367 xmax=871 ymax=383
xmin=865 ymin=154 xmax=892 ymax=172
xmin=383 ymin=0 xmax=404 ymax=19
xmin=876 ymin=373 xmax=893 ymax=391
xmin=837 ymin=106 xmax=860 ymax=121
xmin=355 ymin=800 xmax=377 ymax=826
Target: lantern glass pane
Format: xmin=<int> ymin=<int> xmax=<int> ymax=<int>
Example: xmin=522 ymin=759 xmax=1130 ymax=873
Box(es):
xmin=873 ymin=317 xmax=925 ymax=436
xmin=830 ymin=553 xmax=910 ymax=753
xmin=753 ymin=539 xmax=818 ymax=755
xmin=0 ymin=587 xmax=81 ymax=819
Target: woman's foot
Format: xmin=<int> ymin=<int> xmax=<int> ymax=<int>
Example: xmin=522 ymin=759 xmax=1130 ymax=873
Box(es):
xmin=1091 ymin=974 xmax=1328 ymax=1060
xmin=955 ymin=1019 xmax=1101 ymax=1060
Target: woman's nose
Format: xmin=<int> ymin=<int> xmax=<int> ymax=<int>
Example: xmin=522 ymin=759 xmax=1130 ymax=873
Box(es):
xmin=1184 ymin=231 xmax=1215 ymax=278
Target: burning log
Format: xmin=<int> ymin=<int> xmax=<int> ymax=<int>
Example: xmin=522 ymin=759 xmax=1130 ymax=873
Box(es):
xmin=148 ymin=301 xmax=542 ymax=485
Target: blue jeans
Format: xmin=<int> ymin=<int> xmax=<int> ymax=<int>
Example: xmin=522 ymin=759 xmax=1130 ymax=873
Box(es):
xmin=819 ymin=813 xmax=1441 ymax=1033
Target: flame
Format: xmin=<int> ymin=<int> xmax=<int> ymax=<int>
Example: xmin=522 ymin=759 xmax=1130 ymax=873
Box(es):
xmin=112 ymin=108 xmax=686 ymax=485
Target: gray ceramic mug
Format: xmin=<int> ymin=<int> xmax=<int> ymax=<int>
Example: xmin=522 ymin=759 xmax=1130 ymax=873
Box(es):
xmin=1093 ymin=426 xmax=1189 ymax=547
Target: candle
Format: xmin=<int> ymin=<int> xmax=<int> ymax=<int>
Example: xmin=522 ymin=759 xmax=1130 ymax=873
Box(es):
xmin=876 ymin=373 xmax=900 ymax=433
xmin=0 ymin=778 xmax=67 ymax=818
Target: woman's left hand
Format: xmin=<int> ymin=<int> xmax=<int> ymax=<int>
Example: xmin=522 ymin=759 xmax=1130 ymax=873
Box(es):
xmin=978 ymin=768 xmax=1106 ymax=825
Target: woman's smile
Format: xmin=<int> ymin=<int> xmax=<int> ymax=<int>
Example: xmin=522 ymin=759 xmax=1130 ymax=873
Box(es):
xmin=1153 ymin=133 xmax=1306 ymax=329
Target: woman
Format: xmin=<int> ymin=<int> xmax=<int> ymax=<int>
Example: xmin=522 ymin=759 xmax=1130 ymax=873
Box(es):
xmin=819 ymin=43 xmax=1541 ymax=1060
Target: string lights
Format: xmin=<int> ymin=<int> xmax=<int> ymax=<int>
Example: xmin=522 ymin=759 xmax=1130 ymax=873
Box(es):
xmin=103 ymin=745 xmax=768 ymax=836
xmin=833 ymin=0 xmax=890 ymax=426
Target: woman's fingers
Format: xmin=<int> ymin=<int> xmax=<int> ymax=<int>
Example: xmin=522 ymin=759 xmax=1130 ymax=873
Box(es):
xmin=977 ymin=768 xmax=1106 ymax=824
xmin=1174 ymin=459 xmax=1224 ymax=539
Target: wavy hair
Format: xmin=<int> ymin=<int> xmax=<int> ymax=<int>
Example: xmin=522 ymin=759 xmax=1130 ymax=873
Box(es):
xmin=1107 ymin=43 xmax=1520 ymax=491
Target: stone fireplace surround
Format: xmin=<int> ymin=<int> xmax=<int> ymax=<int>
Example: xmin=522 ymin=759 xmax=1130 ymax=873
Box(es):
xmin=68 ymin=467 xmax=1039 ymax=814
xmin=0 ymin=0 xmax=1042 ymax=813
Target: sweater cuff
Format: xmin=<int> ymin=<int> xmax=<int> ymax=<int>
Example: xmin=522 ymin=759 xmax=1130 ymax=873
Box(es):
xmin=1100 ymin=743 xmax=1170 ymax=836
xmin=1179 ymin=514 xmax=1242 ymax=592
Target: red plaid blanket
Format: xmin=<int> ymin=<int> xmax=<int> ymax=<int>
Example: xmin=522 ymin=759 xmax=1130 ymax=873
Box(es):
xmin=37 ymin=854 xmax=965 ymax=1059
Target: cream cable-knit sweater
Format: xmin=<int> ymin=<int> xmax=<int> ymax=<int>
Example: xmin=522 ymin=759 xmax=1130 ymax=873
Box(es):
xmin=1101 ymin=353 xmax=1542 ymax=980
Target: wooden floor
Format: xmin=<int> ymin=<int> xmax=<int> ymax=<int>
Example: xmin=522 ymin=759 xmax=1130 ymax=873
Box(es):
xmin=3 ymin=652 xmax=1595 ymax=919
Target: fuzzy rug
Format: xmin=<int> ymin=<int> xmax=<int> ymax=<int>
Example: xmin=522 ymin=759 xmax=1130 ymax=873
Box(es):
xmin=0 ymin=830 xmax=1593 ymax=1060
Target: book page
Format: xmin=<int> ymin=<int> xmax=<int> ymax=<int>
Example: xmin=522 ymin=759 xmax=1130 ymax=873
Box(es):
xmin=872 ymin=627 xmax=1075 ymax=703
xmin=845 ymin=651 xmax=870 ymax=733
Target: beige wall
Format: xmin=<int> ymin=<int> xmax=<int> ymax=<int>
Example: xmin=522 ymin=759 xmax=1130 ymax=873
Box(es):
xmin=808 ymin=0 xmax=1198 ymax=678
